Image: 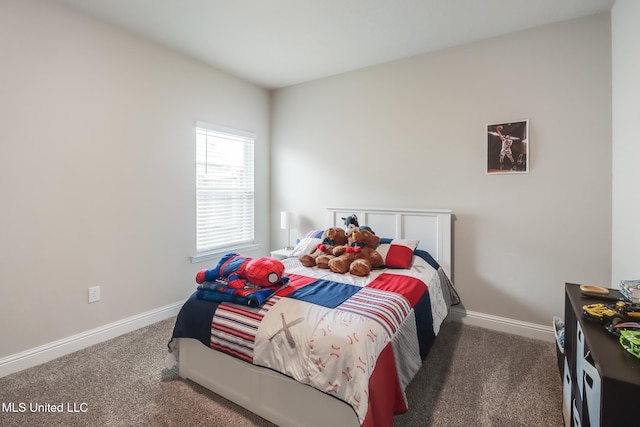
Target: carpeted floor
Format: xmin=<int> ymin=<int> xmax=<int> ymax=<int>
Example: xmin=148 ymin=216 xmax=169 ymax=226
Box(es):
xmin=0 ymin=318 xmax=563 ymax=427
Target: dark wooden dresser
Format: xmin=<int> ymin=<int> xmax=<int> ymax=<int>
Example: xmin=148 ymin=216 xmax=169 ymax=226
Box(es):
xmin=563 ymin=283 xmax=640 ymax=427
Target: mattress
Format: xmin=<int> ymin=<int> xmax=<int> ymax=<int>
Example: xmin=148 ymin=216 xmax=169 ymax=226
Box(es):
xmin=169 ymin=249 xmax=459 ymax=426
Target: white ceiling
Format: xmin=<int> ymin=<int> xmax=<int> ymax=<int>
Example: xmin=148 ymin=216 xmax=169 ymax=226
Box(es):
xmin=54 ymin=0 xmax=616 ymax=89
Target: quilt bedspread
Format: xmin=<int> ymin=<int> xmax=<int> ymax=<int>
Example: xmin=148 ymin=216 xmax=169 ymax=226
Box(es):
xmin=171 ymin=254 xmax=454 ymax=426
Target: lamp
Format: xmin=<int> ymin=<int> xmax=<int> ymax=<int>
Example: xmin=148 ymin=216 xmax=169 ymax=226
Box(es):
xmin=280 ymin=211 xmax=294 ymax=250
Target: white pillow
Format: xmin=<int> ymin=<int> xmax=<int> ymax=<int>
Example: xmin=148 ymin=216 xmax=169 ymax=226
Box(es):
xmin=290 ymin=237 xmax=322 ymax=257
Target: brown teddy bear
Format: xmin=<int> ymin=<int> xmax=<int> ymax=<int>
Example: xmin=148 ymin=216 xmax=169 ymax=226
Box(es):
xmin=328 ymin=229 xmax=383 ymax=276
xmin=299 ymin=227 xmax=348 ymax=268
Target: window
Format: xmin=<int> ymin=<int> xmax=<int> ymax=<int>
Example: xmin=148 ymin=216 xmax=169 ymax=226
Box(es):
xmin=195 ymin=122 xmax=255 ymax=255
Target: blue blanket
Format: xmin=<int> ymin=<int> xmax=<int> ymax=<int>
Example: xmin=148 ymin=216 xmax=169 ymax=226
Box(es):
xmin=195 ymin=279 xmax=289 ymax=308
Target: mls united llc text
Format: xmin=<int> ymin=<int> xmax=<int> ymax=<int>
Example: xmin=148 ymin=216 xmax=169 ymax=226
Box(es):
xmin=2 ymin=402 xmax=88 ymax=413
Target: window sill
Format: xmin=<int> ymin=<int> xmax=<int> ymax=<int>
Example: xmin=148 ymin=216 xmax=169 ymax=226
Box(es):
xmin=190 ymin=244 xmax=261 ymax=264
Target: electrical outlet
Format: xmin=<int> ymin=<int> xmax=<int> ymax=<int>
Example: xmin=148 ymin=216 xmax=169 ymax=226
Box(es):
xmin=88 ymin=286 xmax=100 ymax=303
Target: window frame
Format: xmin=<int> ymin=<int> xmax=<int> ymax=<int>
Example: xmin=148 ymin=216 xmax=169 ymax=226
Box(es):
xmin=191 ymin=121 xmax=257 ymax=263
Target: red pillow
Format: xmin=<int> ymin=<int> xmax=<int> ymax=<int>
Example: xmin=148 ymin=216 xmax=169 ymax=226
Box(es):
xmin=376 ymin=239 xmax=419 ymax=268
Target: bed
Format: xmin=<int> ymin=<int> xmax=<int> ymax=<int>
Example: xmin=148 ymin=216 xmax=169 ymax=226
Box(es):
xmin=168 ymin=208 xmax=459 ymax=427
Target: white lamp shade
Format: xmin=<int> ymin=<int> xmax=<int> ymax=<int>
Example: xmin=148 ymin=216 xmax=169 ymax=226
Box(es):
xmin=280 ymin=211 xmax=293 ymax=230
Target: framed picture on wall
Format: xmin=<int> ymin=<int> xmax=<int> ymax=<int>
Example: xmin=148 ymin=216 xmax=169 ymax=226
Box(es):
xmin=486 ymin=120 xmax=529 ymax=174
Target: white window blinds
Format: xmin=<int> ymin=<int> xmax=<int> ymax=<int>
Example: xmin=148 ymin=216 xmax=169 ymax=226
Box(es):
xmin=196 ymin=123 xmax=255 ymax=253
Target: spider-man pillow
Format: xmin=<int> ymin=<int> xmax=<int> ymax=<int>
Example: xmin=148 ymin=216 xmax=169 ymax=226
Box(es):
xmin=376 ymin=238 xmax=419 ymax=268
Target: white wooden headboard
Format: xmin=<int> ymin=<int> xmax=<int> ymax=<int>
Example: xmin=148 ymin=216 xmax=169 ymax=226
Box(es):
xmin=326 ymin=207 xmax=452 ymax=279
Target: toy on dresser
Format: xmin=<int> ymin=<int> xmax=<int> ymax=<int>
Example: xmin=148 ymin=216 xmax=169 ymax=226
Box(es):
xmin=620 ymin=280 xmax=640 ymax=303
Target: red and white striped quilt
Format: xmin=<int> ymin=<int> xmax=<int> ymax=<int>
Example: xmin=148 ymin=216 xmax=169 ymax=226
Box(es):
xmin=207 ymin=255 xmax=450 ymax=426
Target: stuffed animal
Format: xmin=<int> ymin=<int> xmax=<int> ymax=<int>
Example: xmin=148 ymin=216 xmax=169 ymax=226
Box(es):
xmin=196 ymin=252 xmax=285 ymax=289
xmin=342 ymin=214 xmax=360 ymax=237
xmin=328 ymin=229 xmax=383 ymax=276
xmin=299 ymin=227 xmax=348 ymax=268
xmin=342 ymin=214 xmax=374 ymax=237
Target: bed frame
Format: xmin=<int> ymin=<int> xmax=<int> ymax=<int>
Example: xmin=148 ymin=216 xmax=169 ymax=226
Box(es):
xmin=325 ymin=207 xmax=452 ymax=280
xmin=177 ymin=208 xmax=452 ymax=427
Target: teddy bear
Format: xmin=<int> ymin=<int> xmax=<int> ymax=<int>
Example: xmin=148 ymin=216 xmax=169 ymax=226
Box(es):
xmin=328 ymin=229 xmax=383 ymax=276
xmin=196 ymin=252 xmax=285 ymax=289
xmin=299 ymin=227 xmax=348 ymax=268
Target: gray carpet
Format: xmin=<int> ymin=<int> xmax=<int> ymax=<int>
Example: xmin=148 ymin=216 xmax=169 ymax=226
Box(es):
xmin=0 ymin=318 xmax=563 ymax=427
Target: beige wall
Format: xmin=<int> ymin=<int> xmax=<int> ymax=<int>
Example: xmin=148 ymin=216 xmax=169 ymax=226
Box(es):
xmin=0 ymin=0 xmax=270 ymax=358
xmin=612 ymin=0 xmax=640 ymax=285
xmin=0 ymin=0 xmax=621 ymax=361
xmin=270 ymin=13 xmax=612 ymax=326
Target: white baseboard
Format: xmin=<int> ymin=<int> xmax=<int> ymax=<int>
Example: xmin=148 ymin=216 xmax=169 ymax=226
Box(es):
xmin=0 ymin=303 xmax=556 ymax=379
xmin=450 ymin=307 xmax=555 ymax=343
xmin=0 ymin=301 xmax=183 ymax=378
